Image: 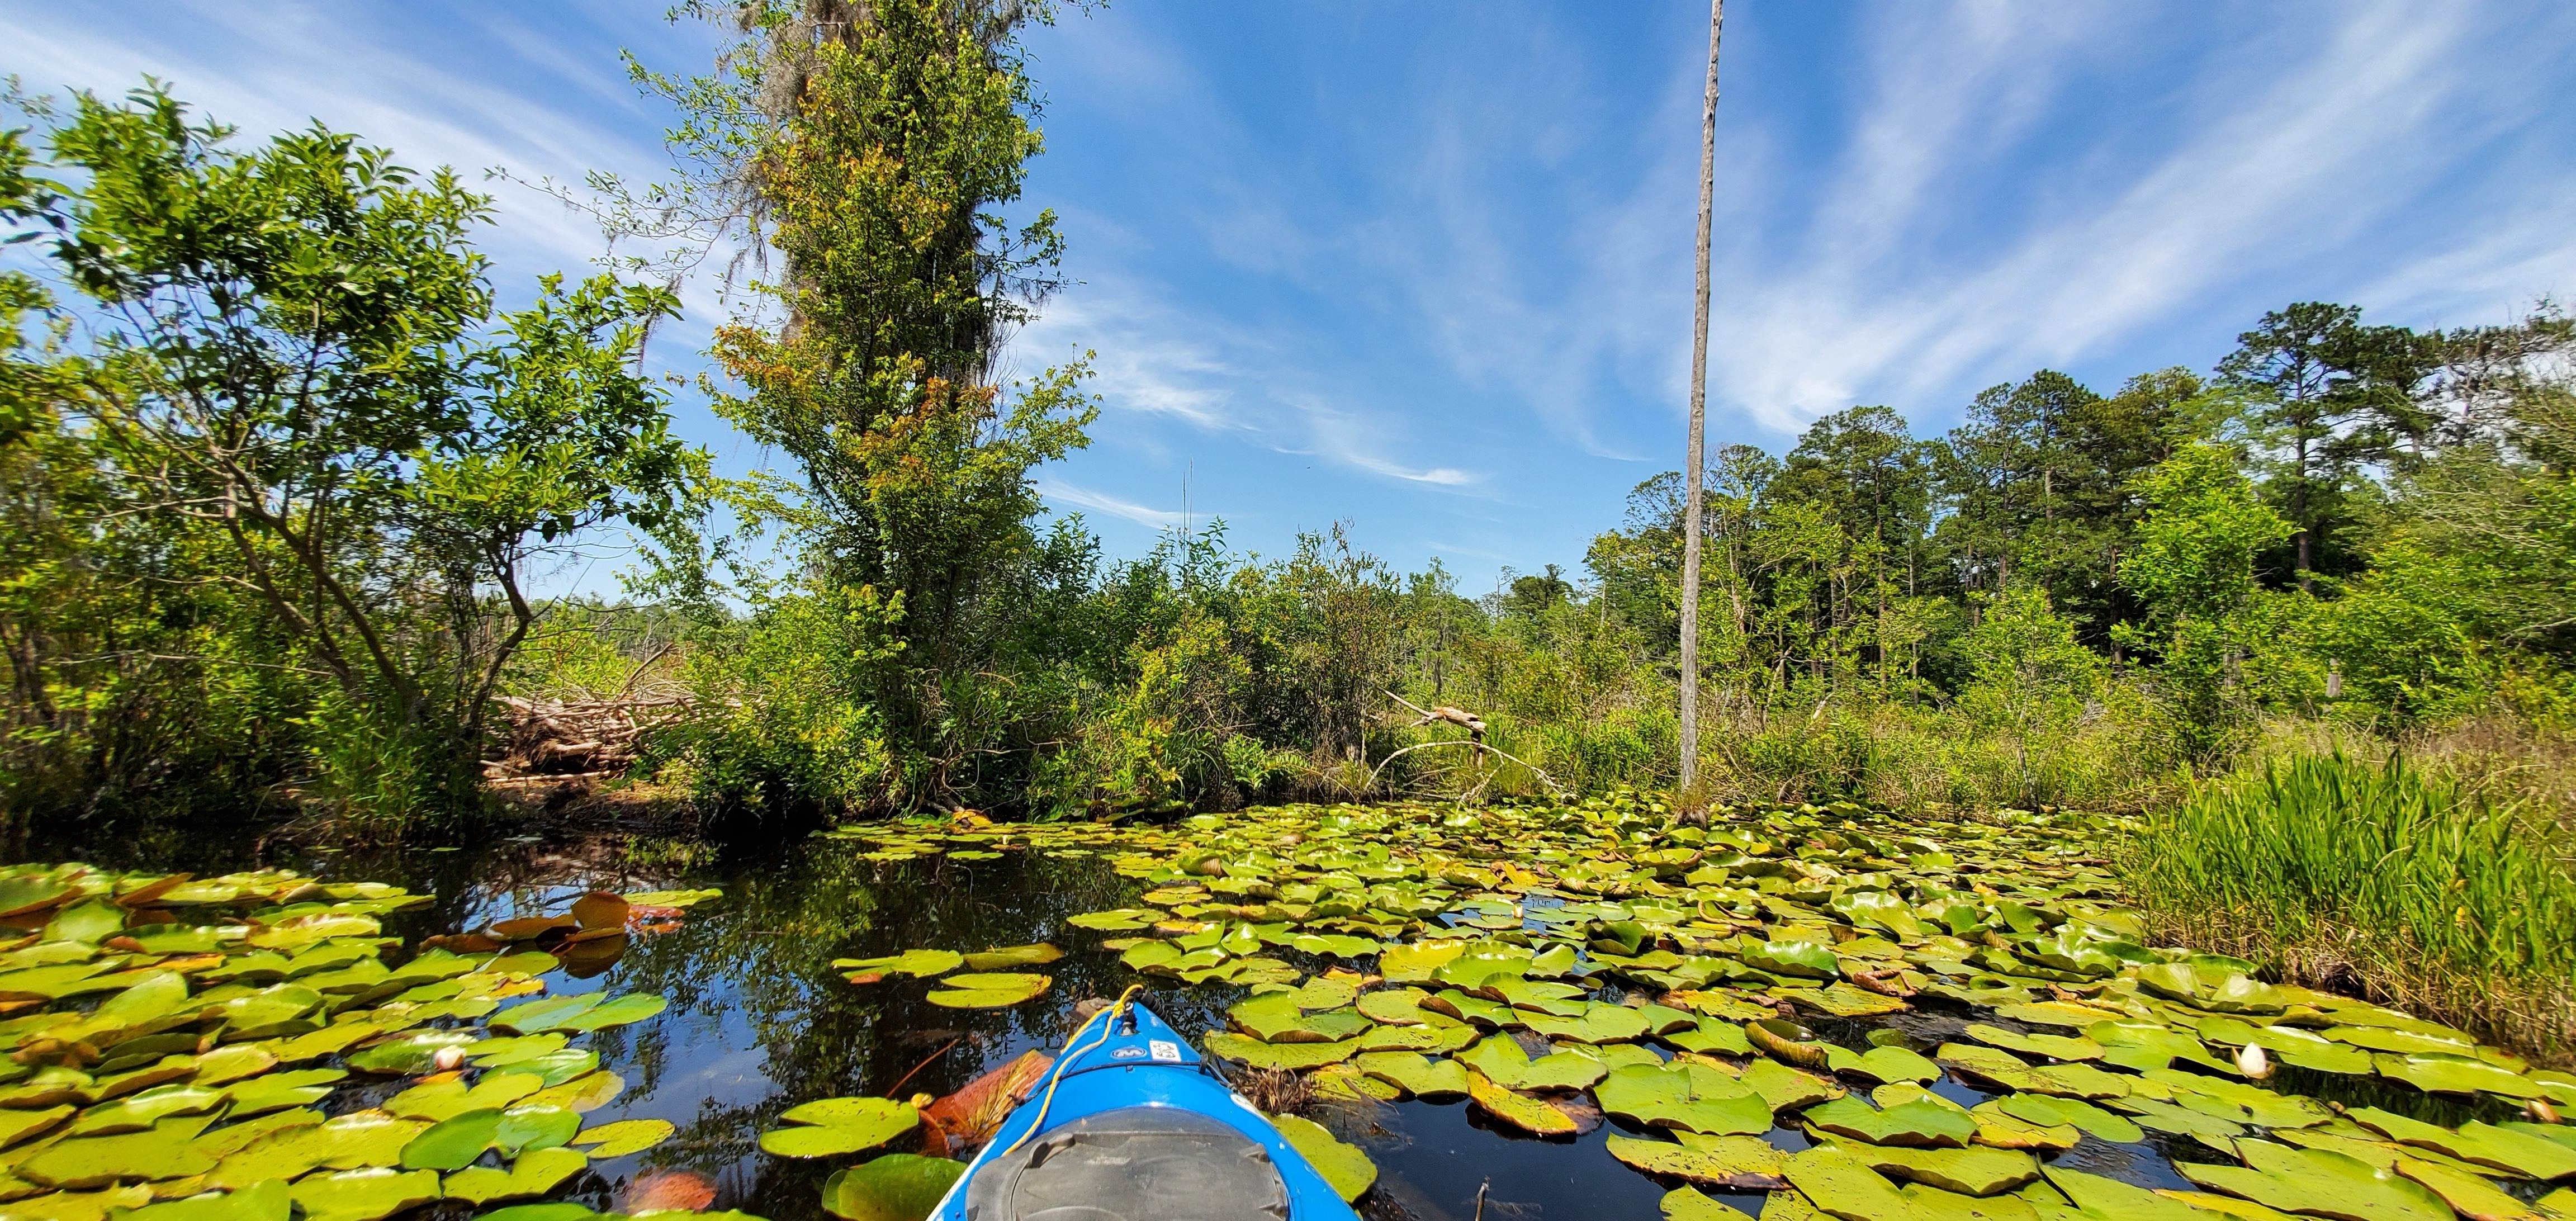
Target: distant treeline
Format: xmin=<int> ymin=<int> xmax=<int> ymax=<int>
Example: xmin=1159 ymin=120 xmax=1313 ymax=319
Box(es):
xmin=4 ymin=3 xmax=2569 ymax=826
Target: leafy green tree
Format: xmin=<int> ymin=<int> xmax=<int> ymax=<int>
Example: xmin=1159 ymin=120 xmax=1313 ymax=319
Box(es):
xmin=10 ymin=86 xmax=705 ymax=813
xmin=1955 ymin=586 xmax=2102 ymax=802
xmin=2114 ymin=444 xmax=2295 ymax=758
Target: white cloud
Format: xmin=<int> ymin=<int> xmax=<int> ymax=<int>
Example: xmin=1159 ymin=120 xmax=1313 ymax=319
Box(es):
xmin=1035 ymin=477 xmax=1184 ymax=529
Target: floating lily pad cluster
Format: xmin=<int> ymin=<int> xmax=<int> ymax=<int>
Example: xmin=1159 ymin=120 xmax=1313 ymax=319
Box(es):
xmin=0 ymin=864 xmax=715 ymax=1221
xmin=826 ymin=797 xmax=2576 ymax=1221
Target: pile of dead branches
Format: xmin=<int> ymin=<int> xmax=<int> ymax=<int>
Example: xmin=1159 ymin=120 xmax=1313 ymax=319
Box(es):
xmin=484 ymin=690 xmax=692 ymax=785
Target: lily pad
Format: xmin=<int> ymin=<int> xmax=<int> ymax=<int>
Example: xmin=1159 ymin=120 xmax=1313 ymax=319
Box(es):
xmin=285 ymin=1167 xmax=441 ymax=1221
xmin=1200 ymin=1033 xmax=1361 ymax=1071
xmin=962 ymin=944 xmax=1063 ymax=970
xmin=829 ymin=950 xmax=964 ymax=979
xmin=1353 ymin=1052 xmax=1470 ymax=1099
xmin=1595 ymin=1063 xmax=1774 ymax=1135
xmin=1612 ymin=1133 xmax=1787 ymax=1189
xmin=2174 ymin=1140 xmax=2451 ymax=1221
xmin=1464 ymin=1070 xmax=1577 ymax=1135
xmin=569 ymin=1118 xmax=675 ymax=1159
xmin=760 ymin=1097 xmax=919 ymax=1158
xmin=1827 ymin=1142 xmax=2041 ymax=1196
xmin=1803 ymin=1097 xmax=1977 ymax=1148
xmin=1782 ymin=1144 xmax=1912 ymax=1221
xmin=925 ymin=973 xmax=1051 ymax=1009
xmin=820 ymin=1153 xmax=965 ymax=1221
xmin=396 ymin=1109 xmax=502 ymax=1171
xmin=107 ymin=1179 xmax=290 ymax=1221
xmin=1272 ymin=1114 xmax=1375 ymax=1203
xmin=438 ymin=1146 xmax=587 ymax=1204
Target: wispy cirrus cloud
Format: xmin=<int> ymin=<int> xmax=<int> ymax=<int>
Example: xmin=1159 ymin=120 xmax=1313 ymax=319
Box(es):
xmin=1034 ymin=477 xmax=1185 ymax=530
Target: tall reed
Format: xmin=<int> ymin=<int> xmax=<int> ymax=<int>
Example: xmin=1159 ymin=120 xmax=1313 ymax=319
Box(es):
xmin=2126 ymin=751 xmax=2576 ymax=1062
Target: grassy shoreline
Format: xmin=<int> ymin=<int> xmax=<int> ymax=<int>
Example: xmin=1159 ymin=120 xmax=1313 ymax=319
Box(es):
xmin=2122 ymin=749 xmax=2576 ymax=1066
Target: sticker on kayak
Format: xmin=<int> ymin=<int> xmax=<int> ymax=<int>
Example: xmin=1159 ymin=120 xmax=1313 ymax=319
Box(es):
xmin=1112 ymin=1045 xmax=1145 ymax=1058
xmin=1149 ymin=1040 xmax=1182 ymax=1062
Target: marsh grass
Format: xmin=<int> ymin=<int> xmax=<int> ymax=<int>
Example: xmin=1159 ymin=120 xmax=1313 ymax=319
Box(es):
xmin=2126 ymin=750 xmax=2576 ymax=1063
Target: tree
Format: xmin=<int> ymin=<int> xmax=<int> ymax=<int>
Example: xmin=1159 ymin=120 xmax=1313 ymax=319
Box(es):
xmin=1678 ymin=0 xmax=1724 ymax=796
xmin=2114 ymin=444 xmax=2294 ymax=757
xmin=2217 ymin=302 xmax=2440 ymax=589
xmin=12 ymin=85 xmax=705 ymax=810
xmin=1957 ymin=586 xmax=2102 ymax=803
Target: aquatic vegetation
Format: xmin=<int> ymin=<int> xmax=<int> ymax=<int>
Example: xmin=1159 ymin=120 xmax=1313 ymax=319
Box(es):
xmin=0 ymin=864 xmax=697 ymax=1221
xmin=824 ymin=795 xmax=2576 ymax=1221
xmin=2128 ymin=751 xmax=2576 ymax=1061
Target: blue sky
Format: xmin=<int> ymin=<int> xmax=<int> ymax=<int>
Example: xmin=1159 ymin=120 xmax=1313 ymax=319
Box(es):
xmin=9 ymin=1 xmax=2574 ymax=592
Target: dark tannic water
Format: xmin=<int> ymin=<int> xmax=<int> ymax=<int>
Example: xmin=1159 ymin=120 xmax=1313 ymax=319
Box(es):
xmin=10 ymin=812 xmax=2533 ymax=1221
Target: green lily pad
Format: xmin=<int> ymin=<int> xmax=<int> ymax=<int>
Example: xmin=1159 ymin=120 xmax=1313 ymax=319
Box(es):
xmin=518 ymin=1071 xmax=624 ymax=1114
xmin=1352 ymin=1052 xmax=1470 ymax=1099
xmin=67 ymin=1087 xmax=226 ymax=1137
xmin=1782 ymin=1144 xmax=1911 ymax=1221
xmin=569 ymin=1118 xmax=675 ymax=1158
xmin=286 ymin=1167 xmax=441 ymax=1221
xmin=386 ymin=1072 xmax=543 ymax=1122
xmin=1272 ymin=1114 xmax=1374 ymax=1203
xmin=925 ymin=973 xmax=1051 ymax=1009
xmin=2043 ymin=1166 xmax=2217 ymax=1221
xmin=1200 ymin=1033 xmax=1362 ymax=1071
xmin=1827 ymin=1046 xmax=1941 ymax=1085
xmin=2345 ymin=1109 xmax=2576 ymax=1180
xmin=21 ymin=1120 xmax=218 ymax=1190
xmin=962 ymin=944 xmax=1063 ymax=970
xmin=1463 ymin=1070 xmax=1576 ymax=1135
xmin=1966 ymin=1024 xmax=2104 ymax=1063
xmin=760 ymin=1097 xmax=919 ymax=1157
xmin=1744 ymin=941 xmax=1839 ymax=980
xmin=493 ymin=1105 xmax=579 ymax=1156
xmin=550 ymin=992 xmax=666 ymax=1033
xmin=1595 ymin=1063 xmax=1774 ymax=1135
xmin=821 ymin=1153 xmax=965 ymax=1221
xmin=1522 ymin=1004 xmax=1652 ymax=1045
xmin=1803 ymin=1097 xmax=1977 ymax=1148
xmin=438 ymin=1146 xmax=586 ymax=1204
xmin=1354 ymin=988 xmax=1428 ymax=1025
xmin=1996 ymin=1094 xmax=2141 ymax=1144
xmin=107 ymin=1179 xmax=290 ymax=1221
xmin=833 ymin=949 xmax=968 ymax=979
xmin=2374 ymin=1053 xmax=2546 ymax=1099
xmin=342 ymin=1030 xmax=475 ymax=1076
xmin=396 ymin=1109 xmax=501 ymax=1171
xmin=2174 ymin=1141 xmax=2450 ymax=1221
xmin=1828 ymin=1142 xmax=2040 ymax=1196
xmin=1377 ymin=941 xmax=1467 ymax=983
xmin=487 ymin=993 xmax=603 ymax=1034
xmin=1065 ymin=910 xmax=1155 ymax=931
xmin=1666 ymin=1021 xmax=1756 ymax=1057
xmin=1737 ymin=1059 xmax=1846 ymax=1111
xmin=1612 ymin=1133 xmax=1787 ymax=1189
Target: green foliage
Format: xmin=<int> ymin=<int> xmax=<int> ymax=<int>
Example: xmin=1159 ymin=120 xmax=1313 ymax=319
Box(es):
xmin=1 ymin=85 xmax=706 ymax=821
xmin=2127 ymin=751 xmax=2575 ymax=1056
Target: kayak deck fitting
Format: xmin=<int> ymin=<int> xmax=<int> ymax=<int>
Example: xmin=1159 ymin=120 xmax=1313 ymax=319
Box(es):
xmin=932 ymin=993 xmax=1362 ymax=1221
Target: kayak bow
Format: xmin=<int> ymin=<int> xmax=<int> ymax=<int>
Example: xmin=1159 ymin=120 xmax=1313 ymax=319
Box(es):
xmin=930 ymin=993 xmax=1362 ymax=1221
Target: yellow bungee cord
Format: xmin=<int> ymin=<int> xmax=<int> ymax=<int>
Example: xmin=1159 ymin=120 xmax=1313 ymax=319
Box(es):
xmin=1000 ymin=983 xmax=1145 ymax=1158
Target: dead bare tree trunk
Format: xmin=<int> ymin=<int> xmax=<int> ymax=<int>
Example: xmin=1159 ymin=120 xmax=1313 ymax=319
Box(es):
xmin=1679 ymin=0 xmax=1724 ymax=797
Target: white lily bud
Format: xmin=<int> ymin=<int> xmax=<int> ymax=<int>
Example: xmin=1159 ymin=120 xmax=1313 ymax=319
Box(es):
xmin=2235 ymin=1042 xmax=2271 ymax=1079
xmin=432 ymin=1045 xmax=466 ymax=1072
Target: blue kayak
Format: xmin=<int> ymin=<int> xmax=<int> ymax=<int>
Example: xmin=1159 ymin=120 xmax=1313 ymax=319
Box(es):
xmin=929 ymin=998 xmax=1362 ymax=1221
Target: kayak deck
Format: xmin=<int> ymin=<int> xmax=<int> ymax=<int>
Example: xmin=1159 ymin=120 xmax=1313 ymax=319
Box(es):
xmin=931 ymin=999 xmax=1360 ymax=1221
